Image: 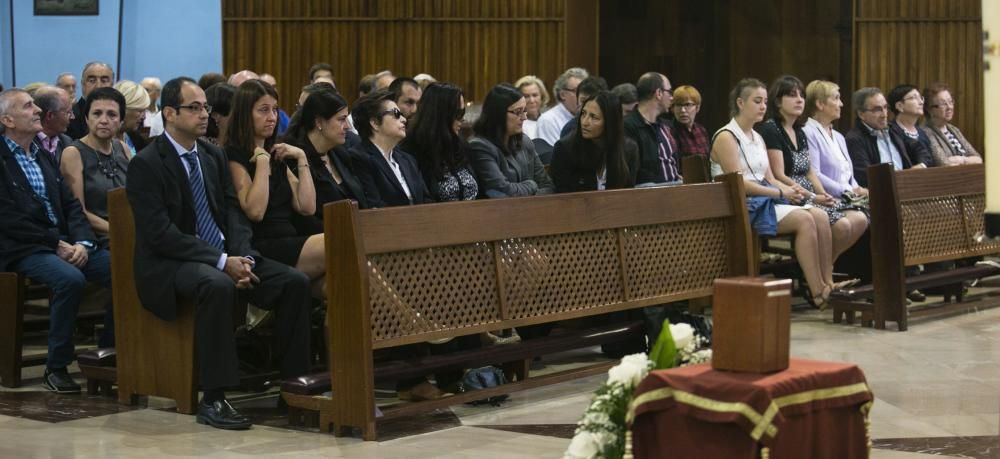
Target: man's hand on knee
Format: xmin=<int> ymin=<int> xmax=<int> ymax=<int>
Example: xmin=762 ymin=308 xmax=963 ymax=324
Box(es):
xmin=224 ymin=256 xmax=259 ymax=289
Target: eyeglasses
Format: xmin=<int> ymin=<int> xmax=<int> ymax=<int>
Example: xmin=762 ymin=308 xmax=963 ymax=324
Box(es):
xmin=659 ymin=87 xmax=673 ymax=96
xmin=674 ymin=102 xmax=698 ymax=111
xmin=931 ymin=100 xmax=955 ymax=108
xmin=561 ymin=86 xmax=578 ymax=94
xmin=903 ymin=94 xmax=924 ymax=102
xmin=177 ymin=103 xmax=212 ymax=114
xmin=862 ymin=105 xmax=888 ymax=113
xmin=379 ymin=108 xmax=403 ymax=119
xmin=507 ymin=108 xmax=528 ymax=118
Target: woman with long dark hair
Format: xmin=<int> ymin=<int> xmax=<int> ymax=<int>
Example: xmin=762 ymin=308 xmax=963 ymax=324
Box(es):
xmin=550 ymin=91 xmax=638 ymax=192
xmin=225 ymin=80 xmax=325 ymax=295
xmin=400 ymin=82 xmax=478 ymax=201
xmin=757 ymin=75 xmax=866 ymax=268
xmin=282 ymin=86 xmax=376 ymax=235
xmin=468 ymin=83 xmax=553 ymax=198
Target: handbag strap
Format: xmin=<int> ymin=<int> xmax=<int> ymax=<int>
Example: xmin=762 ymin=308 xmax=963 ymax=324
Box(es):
xmin=711 ymin=128 xmax=762 ymax=183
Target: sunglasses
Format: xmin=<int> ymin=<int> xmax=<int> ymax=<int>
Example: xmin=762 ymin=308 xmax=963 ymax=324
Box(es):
xmin=379 ymin=108 xmax=403 ymax=119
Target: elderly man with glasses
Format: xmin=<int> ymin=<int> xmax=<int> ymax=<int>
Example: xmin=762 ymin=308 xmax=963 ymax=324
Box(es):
xmin=535 ymin=67 xmax=589 ymax=146
xmin=845 ymin=87 xmax=930 ymax=187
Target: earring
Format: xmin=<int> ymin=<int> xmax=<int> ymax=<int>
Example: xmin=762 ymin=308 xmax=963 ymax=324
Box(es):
xmin=318 ymin=126 xmax=323 ymax=131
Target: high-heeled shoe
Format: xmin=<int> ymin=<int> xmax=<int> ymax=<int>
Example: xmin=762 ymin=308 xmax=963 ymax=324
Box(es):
xmin=832 ymin=278 xmax=860 ymax=290
xmin=806 ymin=285 xmax=832 ymax=311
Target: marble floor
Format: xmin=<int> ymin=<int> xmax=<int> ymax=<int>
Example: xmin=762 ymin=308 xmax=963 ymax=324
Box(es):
xmin=3 ymin=287 xmax=1000 ymax=458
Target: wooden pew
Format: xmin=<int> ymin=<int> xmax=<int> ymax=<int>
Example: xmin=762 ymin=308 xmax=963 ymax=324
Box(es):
xmin=292 ymin=173 xmax=754 ymax=440
xmin=108 ymin=188 xmax=199 ymax=413
xmin=0 ymin=273 xmax=105 ymax=388
xmin=832 ymin=164 xmax=1000 ymax=330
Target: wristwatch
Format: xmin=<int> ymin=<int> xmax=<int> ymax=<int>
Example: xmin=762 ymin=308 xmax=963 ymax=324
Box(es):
xmin=77 ymin=241 xmax=96 ymax=252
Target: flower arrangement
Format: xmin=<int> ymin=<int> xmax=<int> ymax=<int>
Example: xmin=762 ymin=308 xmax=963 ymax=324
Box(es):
xmin=564 ymin=321 xmax=712 ymax=459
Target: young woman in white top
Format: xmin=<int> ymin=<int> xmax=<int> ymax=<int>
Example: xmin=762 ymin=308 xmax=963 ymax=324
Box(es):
xmin=710 ymin=78 xmax=837 ymax=309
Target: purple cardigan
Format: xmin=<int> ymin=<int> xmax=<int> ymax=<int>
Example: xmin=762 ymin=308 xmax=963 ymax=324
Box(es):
xmin=803 ymin=118 xmax=858 ymax=197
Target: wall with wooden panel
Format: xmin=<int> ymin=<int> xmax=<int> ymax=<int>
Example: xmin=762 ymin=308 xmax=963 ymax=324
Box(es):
xmin=599 ymin=0 xmax=850 ymax=133
xmin=222 ymin=0 xmax=592 ymax=110
xmin=854 ymin=0 xmax=984 ymax=154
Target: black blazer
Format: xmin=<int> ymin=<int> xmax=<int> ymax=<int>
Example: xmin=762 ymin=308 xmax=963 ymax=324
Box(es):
xmin=845 ymin=119 xmax=923 ymax=187
xmin=31 ymin=133 xmax=73 ymax=166
xmin=353 ymin=139 xmax=429 ymax=207
xmin=0 ymin=138 xmax=95 ymax=270
xmin=66 ymin=98 xmax=88 ymax=140
xmin=126 ymin=135 xmax=258 ymax=320
xmin=288 ymin=139 xmax=379 ymax=235
xmin=550 ymin=137 xmax=640 ymax=193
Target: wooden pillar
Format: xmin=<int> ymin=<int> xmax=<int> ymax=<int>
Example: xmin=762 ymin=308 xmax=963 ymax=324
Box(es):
xmin=564 ymin=0 xmax=600 ymax=73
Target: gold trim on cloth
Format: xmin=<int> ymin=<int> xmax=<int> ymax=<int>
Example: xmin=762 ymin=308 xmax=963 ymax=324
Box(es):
xmin=627 ymin=382 xmax=872 ymax=443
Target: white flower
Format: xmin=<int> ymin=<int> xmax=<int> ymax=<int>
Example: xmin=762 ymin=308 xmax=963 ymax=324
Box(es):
xmin=607 ymin=353 xmax=651 ymax=387
xmin=564 ymin=430 xmax=601 ymax=459
xmin=669 ymin=323 xmax=695 ymax=350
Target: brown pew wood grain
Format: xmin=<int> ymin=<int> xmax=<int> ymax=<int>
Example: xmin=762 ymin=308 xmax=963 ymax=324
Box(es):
xmin=302 ymin=173 xmax=753 ymax=440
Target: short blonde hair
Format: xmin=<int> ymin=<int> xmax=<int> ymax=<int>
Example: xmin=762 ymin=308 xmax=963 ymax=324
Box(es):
xmin=805 ymin=80 xmax=839 ymax=118
xmin=113 ymin=80 xmax=150 ymax=111
xmin=515 ymin=75 xmax=550 ymax=108
xmin=672 ymin=85 xmax=702 ymax=105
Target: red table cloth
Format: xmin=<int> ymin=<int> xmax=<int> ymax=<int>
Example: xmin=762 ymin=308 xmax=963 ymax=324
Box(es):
xmin=628 ymin=358 xmax=873 ymax=459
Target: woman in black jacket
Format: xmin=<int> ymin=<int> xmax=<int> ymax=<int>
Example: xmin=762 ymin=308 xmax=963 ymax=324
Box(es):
xmin=282 ymin=86 xmax=377 ymax=235
xmin=550 ymin=91 xmax=638 ymax=192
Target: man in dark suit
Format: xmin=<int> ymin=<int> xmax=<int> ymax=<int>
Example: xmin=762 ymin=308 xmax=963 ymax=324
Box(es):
xmin=32 ymin=86 xmax=75 ymax=166
xmin=126 ymin=77 xmax=311 ymax=430
xmin=0 ymin=88 xmax=111 ymax=394
xmin=845 ymin=87 xmax=931 ymax=187
xmin=66 ymin=62 xmax=114 ymax=140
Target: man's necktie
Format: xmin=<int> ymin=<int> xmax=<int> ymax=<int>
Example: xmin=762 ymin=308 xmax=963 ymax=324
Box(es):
xmin=181 ymin=151 xmax=225 ymax=252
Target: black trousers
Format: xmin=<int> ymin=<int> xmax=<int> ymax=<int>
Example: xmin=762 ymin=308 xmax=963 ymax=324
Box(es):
xmin=174 ymin=256 xmax=312 ymax=391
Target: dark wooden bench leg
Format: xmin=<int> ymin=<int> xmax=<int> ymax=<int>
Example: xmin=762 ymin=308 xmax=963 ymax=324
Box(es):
xmin=0 ymin=273 xmax=25 ymax=388
xmin=501 ymin=359 xmax=530 ymax=382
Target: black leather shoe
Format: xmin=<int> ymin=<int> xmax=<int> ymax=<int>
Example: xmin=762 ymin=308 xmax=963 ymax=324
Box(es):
xmin=196 ymin=399 xmax=252 ymax=430
xmin=43 ymin=368 xmax=81 ymax=394
xmin=907 ymin=290 xmax=927 ymax=302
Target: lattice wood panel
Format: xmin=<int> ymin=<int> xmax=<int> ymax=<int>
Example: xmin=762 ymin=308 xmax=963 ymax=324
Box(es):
xmin=498 ymin=231 xmax=624 ymax=320
xmin=963 ymin=195 xmax=1000 ymax=253
xmin=367 ymin=243 xmax=500 ymax=342
xmin=902 ymin=196 xmax=974 ymax=261
xmin=622 ymin=219 xmax=729 ymax=300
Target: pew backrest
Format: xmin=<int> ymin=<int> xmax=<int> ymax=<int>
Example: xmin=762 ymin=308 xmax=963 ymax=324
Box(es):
xmin=320 ymin=173 xmax=754 ymax=437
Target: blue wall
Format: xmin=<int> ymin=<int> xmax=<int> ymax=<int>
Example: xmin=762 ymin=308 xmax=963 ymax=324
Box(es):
xmin=0 ymin=0 xmax=222 ymax=98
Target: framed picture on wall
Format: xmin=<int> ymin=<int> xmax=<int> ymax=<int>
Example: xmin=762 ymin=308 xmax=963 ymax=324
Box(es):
xmin=34 ymin=0 xmax=99 ymax=16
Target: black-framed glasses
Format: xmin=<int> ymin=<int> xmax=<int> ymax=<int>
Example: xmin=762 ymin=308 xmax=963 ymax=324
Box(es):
xmin=659 ymin=87 xmax=673 ymax=96
xmin=177 ymin=103 xmax=212 ymax=114
xmin=674 ymin=102 xmax=698 ymax=110
xmin=507 ymin=108 xmax=527 ymax=118
xmin=379 ymin=108 xmax=403 ymax=119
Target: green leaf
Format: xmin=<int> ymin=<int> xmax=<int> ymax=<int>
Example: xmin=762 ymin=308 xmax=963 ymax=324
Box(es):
xmin=648 ymin=318 xmax=678 ymax=370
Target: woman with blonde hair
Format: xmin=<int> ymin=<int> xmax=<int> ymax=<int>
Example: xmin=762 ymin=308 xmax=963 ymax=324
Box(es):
xmin=515 ymin=75 xmax=550 ymax=138
xmin=112 ymin=80 xmax=150 ymax=155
